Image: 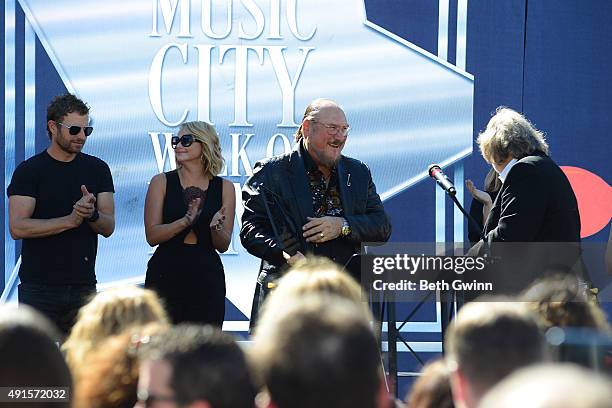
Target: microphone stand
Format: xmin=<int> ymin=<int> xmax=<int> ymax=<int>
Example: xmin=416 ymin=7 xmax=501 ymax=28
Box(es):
xmin=434 ymin=183 xmax=490 ymax=355
xmin=430 ymin=166 xmax=486 ymax=243
xmin=435 ymin=186 xmax=492 ymax=262
xmin=254 ymin=182 xmax=305 ymax=255
xmin=448 ymin=192 xmax=487 ymax=243
xmin=449 ymin=193 xmax=492 ymax=263
xmin=256 ymin=183 xmax=284 ymax=251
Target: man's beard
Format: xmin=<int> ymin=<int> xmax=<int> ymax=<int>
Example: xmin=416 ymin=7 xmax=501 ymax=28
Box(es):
xmin=58 ymin=138 xmax=84 ymax=154
xmin=312 ymin=148 xmax=341 ymax=170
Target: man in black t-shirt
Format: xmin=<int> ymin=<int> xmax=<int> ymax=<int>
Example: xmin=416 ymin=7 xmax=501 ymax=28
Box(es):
xmin=7 ymin=94 xmax=115 ymax=335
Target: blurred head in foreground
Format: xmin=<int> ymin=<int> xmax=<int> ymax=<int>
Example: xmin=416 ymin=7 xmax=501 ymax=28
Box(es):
xmin=260 ymin=256 xmax=371 ymax=321
xmin=479 ymin=363 xmax=612 ymax=408
xmin=0 ymin=305 xmax=71 ymax=408
xmin=521 ymin=275 xmax=610 ymax=332
xmin=63 ymin=285 xmax=168 ymax=379
xmin=73 ymin=322 xmax=168 ymax=408
xmin=252 ymin=294 xmax=386 ymax=408
xmin=444 ymin=300 xmax=546 ymax=408
xmin=135 ymin=324 xmax=256 ymax=408
xmin=405 ymin=358 xmax=454 ymax=408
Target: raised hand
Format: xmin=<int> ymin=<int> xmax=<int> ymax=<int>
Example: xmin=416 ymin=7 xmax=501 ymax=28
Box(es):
xmin=210 ymin=207 xmax=226 ymax=231
xmin=184 ymin=197 xmax=202 ymax=226
xmin=72 ymin=185 xmax=96 ymax=221
xmin=465 ymin=179 xmax=493 ymax=206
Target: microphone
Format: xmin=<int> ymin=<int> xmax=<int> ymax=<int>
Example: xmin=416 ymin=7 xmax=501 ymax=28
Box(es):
xmin=428 ymin=164 xmax=487 ymax=244
xmin=428 ymin=164 xmax=456 ymax=196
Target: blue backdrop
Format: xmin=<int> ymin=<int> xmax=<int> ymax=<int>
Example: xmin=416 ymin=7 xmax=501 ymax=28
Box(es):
xmin=2 ymin=0 xmax=611 ymax=397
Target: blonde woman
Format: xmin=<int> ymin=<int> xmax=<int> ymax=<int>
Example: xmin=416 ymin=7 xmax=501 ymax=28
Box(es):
xmin=62 ymin=286 xmax=168 ymax=381
xmin=144 ymin=121 xmax=235 ymax=326
xmin=72 ymin=322 xmax=168 ymax=408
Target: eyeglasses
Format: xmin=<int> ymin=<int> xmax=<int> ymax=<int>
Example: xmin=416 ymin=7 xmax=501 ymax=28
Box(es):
xmin=171 ymin=134 xmax=201 ymax=148
xmin=57 ymin=122 xmax=93 ymax=136
xmin=311 ymin=120 xmax=350 ymax=136
xmin=136 ymin=390 xmax=177 ymax=408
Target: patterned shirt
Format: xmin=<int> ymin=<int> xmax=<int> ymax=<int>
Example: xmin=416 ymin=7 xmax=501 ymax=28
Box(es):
xmin=299 ymin=142 xmax=355 ymax=270
xmin=301 ymin=144 xmax=344 ymax=218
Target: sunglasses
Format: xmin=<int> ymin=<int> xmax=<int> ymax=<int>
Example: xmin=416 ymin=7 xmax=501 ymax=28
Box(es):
xmin=171 ymin=134 xmax=201 ymax=148
xmin=57 ymin=121 xmax=93 ymax=136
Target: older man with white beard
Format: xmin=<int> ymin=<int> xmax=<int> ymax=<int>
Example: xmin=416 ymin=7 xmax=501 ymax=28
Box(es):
xmin=241 ymin=98 xmax=391 ymax=325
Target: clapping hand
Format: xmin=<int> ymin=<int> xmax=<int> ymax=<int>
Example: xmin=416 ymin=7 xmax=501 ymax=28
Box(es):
xmin=465 ymin=179 xmax=492 ymax=206
xmin=185 ymin=197 xmax=202 ymax=226
xmin=72 ymin=185 xmax=96 ymax=221
xmin=210 ymin=207 xmax=226 ymax=231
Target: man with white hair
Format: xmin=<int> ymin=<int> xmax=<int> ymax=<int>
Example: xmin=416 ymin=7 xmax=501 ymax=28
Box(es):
xmin=468 ymin=107 xmax=585 ymax=295
xmin=475 ymin=107 xmax=580 ymax=244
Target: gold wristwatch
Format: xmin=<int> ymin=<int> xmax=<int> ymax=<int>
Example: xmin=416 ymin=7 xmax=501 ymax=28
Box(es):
xmin=341 ymin=218 xmax=351 ymax=237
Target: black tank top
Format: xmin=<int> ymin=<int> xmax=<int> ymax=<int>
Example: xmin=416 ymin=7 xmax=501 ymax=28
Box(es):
xmin=160 ymin=170 xmax=223 ymax=251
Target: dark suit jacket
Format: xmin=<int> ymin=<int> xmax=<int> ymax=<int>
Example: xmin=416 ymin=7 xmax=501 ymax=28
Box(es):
xmin=468 ymin=152 xmax=584 ymax=297
xmin=467 ymin=191 xmax=497 ymax=244
xmin=241 ymin=144 xmax=391 ymax=272
xmin=483 ymin=152 xmax=580 ymax=243
xmin=240 ymin=144 xmax=391 ymax=323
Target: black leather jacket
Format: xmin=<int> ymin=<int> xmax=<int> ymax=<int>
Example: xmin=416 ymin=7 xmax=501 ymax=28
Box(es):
xmin=240 ymin=143 xmax=391 ymax=277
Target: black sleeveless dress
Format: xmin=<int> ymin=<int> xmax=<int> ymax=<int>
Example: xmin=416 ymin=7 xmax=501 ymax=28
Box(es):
xmin=145 ymin=171 xmax=225 ymax=326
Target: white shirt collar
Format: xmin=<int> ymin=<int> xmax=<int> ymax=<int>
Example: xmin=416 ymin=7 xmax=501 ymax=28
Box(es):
xmin=497 ymin=158 xmax=518 ymax=183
